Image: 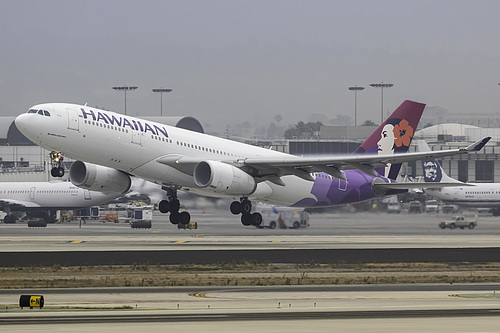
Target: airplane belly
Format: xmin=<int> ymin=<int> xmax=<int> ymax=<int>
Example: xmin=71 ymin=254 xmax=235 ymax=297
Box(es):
xmin=259 ymin=176 xmax=316 ymax=206
xmin=261 ymin=171 xmax=379 ymax=208
xmin=130 ymin=162 xmax=197 ymax=188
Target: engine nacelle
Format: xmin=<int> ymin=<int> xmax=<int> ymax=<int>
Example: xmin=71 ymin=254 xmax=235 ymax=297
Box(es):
xmin=193 ymin=161 xmax=256 ymax=195
xmin=69 ymin=161 xmax=131 ymax=193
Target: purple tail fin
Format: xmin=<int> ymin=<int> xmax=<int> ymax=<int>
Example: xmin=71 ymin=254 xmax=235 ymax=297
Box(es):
xmin=353 ymin=100 xmax=426 ymax=180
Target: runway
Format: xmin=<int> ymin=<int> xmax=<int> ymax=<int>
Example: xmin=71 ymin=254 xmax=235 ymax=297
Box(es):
xmin=1 ymin=210 xmax=500 ymax=331
xmin=1 ymin=285 xmax=500 ymax=332
xmin=0 ymin=210 xmax=499 ymax=266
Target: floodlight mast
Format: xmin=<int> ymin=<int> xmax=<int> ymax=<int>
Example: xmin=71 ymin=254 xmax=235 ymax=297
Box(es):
xmin=369 ymin=82 xmax=393 ymax=124
xmin=152 ymin=88 xmax=173 ymax=116
xmin=112 ymin=85 xmax=138 ymax=115
xmin=348 ymin=86 xmax=365 ymax=126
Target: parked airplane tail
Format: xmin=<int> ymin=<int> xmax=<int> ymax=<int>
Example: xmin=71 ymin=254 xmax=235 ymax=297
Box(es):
xmin=417 ymin=140 xmax=460 ymax=183
xmin=353 ymin=100 xmax=426 ymax=180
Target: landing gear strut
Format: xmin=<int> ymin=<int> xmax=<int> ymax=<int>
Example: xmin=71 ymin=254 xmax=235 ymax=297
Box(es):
xmin=230 ymin=198 xmax=262 ymax=227
xmin=158 ymin=188 xmax=190 ymax=225
xmin=50 ymin=151 xmax=65 ymax=177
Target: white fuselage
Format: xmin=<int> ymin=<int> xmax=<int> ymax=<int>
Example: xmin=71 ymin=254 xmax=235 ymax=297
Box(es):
xmin=15 ymin=103 xmax=318 ymax=206
xmin=0 ymin=181 xmax=122 ymax=211
xmin=426 ymin=183 xmax=500 ymax=208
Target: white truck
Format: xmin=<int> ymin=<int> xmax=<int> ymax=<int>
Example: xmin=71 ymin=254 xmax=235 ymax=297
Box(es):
xmin=438 ymin=215 xmax=477 ymax=230
xmin=254 ymin=206 xmax=309 ymax=229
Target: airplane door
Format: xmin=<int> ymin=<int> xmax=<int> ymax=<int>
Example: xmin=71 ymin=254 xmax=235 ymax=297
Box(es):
xmin=29 ymin=187 xmax=36 ymax=200
xmin=132 ymin=131 xmax=143 ymax=146
xmin=338 ymin=171 xmax=347 ymax=191
xmin=67 ymin=108 xmax=79 ymax=131
xmin=84 ymin=190 xmax=91 ymax=200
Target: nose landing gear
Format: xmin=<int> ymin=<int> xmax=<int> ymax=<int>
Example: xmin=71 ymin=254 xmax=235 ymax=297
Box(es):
xmin=49 ymin=151 xmax=65 ymax=177
xmin=230 ymin=198 xmax=262 ymax=227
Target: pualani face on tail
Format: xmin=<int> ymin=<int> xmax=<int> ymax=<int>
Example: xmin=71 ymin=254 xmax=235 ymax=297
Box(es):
xmin=353 ymin=100 xmax=426 ymax=180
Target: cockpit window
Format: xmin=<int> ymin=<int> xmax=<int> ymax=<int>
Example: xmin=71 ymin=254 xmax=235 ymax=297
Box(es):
xmin=28 ymin=109 xmax=51 ymax=116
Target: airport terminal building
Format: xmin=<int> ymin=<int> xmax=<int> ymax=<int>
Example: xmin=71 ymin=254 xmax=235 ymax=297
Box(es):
xmin=1 ymin=116 xmax=500 ymax=184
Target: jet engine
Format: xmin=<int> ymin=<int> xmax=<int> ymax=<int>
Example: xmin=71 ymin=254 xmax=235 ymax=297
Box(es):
xmin=193 ymin=161 xmax=256 ymax=195
xmin=69 ymin=161 xmax=131 ymax=193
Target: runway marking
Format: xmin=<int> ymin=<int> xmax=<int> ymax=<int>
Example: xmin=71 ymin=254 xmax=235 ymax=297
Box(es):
xmin=190 ymin=292 xmax=206 ymax=298
xmin=66 ymin=241 xmax=86 ymax=244
xmin=450 ymin=293 xmax=500 ymax=299
xmin=170 ymin=241 xmax=190 ymax=244
xmin=267 ymin=241 xmax=282 ymax=243
xmin=192 ymin=235 xmax=204 ymax=238
xmin=189 ymin=292 xmax=217 ymax=298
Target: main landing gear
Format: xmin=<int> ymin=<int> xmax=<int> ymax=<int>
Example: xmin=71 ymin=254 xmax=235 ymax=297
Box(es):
xmin=230 ymin=198 xmax=262 ymax=227
xmin=50 ymin=151 xmax=65 ymax=177
xmin=158 ymin=188 xmax=191 ymax=225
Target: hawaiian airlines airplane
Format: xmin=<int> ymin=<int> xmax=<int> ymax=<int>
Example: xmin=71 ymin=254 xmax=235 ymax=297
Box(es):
xmin=418 ymin=140 xmax=500 ymax=216
xmin=15 ymin=100 xmax=490 ymax=226
xmin=0 ymin=181 xmax=124 ymax=223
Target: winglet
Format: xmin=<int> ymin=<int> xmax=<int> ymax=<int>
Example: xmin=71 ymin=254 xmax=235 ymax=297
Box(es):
xmin=463 ymin=136 xmax=491 ymax=152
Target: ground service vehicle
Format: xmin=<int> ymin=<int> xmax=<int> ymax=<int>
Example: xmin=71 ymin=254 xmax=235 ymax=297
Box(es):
xmin=439 ymin=215 xmax=477 ymax=229
xmin=177 ymin=222 xmax=198 ymax=230
xmin=387 ymin=201 xmax=401 ymax=213
xmin=408 ymin=200 xmax=422 ymax=214
xmin=425 ymin=200 xmax=439 ymax=213
xmin=255 ymin=206 xmax=309 ymax=229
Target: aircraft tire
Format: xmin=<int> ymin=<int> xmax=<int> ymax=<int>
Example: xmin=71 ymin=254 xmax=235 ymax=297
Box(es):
xmin=169 ymin=212 xmax=180 ymax=225
xmin=170 ymin=199 xmax=180 ymax=213
xmin=241 ymin=214 xmax=252 ymax=226
xmin=240 ymin=201 xmax=252 ymax=215
xmin=230 ymin=201 xmax=241 ymax=215
xmin=251 ymin=212 xmax=262 ymax=226
xmin=159 ymin=200 xmax=170 ymax=213
xmin=51 ymin=167 xmax=65 ymax=178
xmin=179 ymin=211 xmax=191 ymax=224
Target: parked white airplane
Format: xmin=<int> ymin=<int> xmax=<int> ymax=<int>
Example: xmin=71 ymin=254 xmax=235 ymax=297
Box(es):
xmin=15 ymin=100 xmax=490 ymax=226
xmin=418 ymin=140 xmax=500 ymax=216
xmin=0 ymin=181 xmax=125 ymax=223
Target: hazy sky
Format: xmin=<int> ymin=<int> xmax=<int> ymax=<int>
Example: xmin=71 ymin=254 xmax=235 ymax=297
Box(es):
xmin=1 ymin=0 xmax=500 ymax=131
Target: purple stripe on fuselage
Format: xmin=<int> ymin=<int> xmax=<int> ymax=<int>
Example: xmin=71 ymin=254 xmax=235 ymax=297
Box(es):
xmin=292 ymin=170 xmax=384 ymax=207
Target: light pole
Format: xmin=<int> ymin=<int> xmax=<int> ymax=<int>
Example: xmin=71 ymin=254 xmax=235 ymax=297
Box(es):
xmin=152 ymin=88 xmax=173 ymax=116
xmin=112 ymin=85 xmax=138 ymax=115
xmin=348 ymin=86 xmax=365 ymax=126
xmin=369 ymin=82 xmax=393 ymax=124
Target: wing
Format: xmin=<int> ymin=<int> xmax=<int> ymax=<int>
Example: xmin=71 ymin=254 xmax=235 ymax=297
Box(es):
xmin=157 ymin=137 xmax=490 ymax=185
xmin=241 ymin=137 xmax=491 ymax=181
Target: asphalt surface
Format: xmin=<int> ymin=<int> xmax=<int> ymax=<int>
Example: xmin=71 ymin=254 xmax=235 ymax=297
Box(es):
xmin=2 ymin=209 xmax=500 ymax=331
xmin=1 ymin=209 xmax=499 ymax=266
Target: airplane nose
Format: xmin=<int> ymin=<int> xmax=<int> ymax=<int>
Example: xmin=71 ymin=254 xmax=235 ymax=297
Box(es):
xmin=15 ymin=113 xmax=38 ymax=140
xmin=15 ymin=113 xmax=29 ymax=131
